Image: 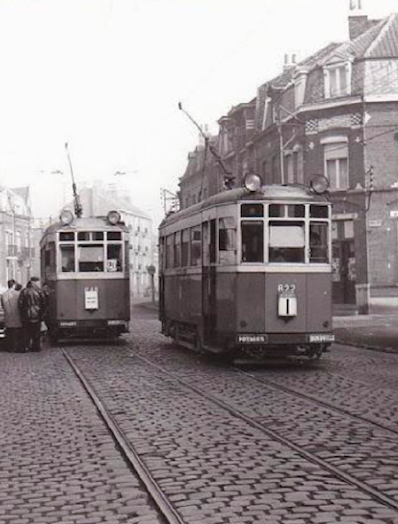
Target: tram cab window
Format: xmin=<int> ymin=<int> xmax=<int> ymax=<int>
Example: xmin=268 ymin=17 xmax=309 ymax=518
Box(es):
xmin=241 ymin=221 xmax=264 ymax=263
xmin=60 ymin=244 xmax=76 ymax=272
xmin=60 ymin=232 xmax=75 ymax=242
xmin=309 ymin=222 xmax=329 ymax=263
xmin=269 ymin=204 xmax=305 ymax=218
xmin=219 ymin=217 xmax=236 ymax=265
xmin=190 ymin=227 xmax=201 ymax=266
xmin=269 ymin=222 xmax=305 ymax=263
xmin=106 ymin=244 xmax=123 ymax=272
xmin=78 ymin=244 xmax=104 ymax=272
xmin=310 ymin=204 xmax=329 ymax=219
xmin=107 ymin=231 xmax=122 ymax=241
xmin=241 ymin=204 xmax=264 ymax=217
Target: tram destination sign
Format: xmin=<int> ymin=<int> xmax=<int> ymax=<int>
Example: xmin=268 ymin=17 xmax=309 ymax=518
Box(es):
xmin=237 ymin=334 xmax=268 ymax=344
xmin=308 ymin=333 xmax=335 ymax=343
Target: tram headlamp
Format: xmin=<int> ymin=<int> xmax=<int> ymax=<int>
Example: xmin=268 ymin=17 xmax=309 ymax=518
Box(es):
xmin=59 ymin=209 xmax=74 ymax=225
xmin=107 ymin=210 xmax=121 ymax=225
xmin=310 ymin=175 xmax=329 ymax=195
xmin=243 ymin=173 xmax=262 ymax=192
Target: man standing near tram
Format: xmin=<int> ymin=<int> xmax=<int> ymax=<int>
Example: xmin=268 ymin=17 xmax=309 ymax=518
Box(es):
xmin=1 ymin=279 xmax=23 ymax=353
xmin=18 ymin=276 xmax=47 ymax=353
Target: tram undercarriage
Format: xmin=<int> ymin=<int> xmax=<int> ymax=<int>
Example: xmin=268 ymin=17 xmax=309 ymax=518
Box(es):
xmin=162 ymin=319 xmax=332 ymax=361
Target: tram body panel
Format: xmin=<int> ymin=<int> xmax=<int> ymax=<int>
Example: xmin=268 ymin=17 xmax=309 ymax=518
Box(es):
xmin=164 ymin=274 xmax=182 ymax=321
xmin=54 ymin=279 xmax=129 ymax=321
xmin=215 ymin=272 xmax=236 ymax=333
xmin=234 ymin=272 xmax=265 ymax=333
xmin=306 ymin=272 xmax=332 ymax=332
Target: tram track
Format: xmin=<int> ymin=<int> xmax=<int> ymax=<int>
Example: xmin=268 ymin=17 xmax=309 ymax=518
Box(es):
xmin=123 ymin=348 xmax=398 ymax=513
xmin=62 ymin=348 xmax=186 ymax=524
xmin=234 ymin=367 xmax=398 ymax=436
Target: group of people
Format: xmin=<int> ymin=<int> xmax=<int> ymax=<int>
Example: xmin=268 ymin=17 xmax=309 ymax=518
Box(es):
xmin=0 ymin=277 xmax=48 ymax=353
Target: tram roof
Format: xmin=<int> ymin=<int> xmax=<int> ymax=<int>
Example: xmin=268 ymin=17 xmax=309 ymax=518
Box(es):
xmin=160 ymin=184 xmax=329 ymax=228
xmin=41 ymin=216 xmax=129 ymax=238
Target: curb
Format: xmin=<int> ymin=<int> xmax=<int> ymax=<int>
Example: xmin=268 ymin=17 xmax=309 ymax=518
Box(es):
xmin=334 ymin=338 xmax=398 ymax=354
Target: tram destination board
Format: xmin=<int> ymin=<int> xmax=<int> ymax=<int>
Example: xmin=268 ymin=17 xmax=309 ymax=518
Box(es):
xmin=237 ymin=334 xmax=268 ymax=344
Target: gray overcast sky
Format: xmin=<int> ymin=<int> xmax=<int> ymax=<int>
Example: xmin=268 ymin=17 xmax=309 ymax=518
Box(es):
xmin=0 ymin=0 xmax=397 ymax=227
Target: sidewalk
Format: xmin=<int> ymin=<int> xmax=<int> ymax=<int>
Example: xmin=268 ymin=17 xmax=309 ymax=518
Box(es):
xmin=333 ymin=304 xmax=398 ymax=353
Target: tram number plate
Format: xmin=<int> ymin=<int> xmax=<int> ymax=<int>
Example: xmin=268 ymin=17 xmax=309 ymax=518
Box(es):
xmin=237 ymin=334 xmax=268 ymax=344
xmin=309 ymin=334 xmax=335 ymax=343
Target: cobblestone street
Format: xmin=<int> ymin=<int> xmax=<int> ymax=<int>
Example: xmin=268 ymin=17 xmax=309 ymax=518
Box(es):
xmin=1 ymin=304 xmax=398 ymax=524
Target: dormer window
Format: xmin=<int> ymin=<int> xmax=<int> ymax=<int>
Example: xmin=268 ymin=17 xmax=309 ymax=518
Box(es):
xmin=294 ymin=70 xmax=308 ymax=108
xmin=324 ymin=62 xmax=351 ymax=98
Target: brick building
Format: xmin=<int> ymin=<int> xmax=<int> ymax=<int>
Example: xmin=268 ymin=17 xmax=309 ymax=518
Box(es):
xmin=178 ymin=3 xmax=398 ymax=313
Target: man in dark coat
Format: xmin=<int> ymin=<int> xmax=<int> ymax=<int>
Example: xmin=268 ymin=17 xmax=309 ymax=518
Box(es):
xmin=18 ymin=277 xmax=47 ymax=352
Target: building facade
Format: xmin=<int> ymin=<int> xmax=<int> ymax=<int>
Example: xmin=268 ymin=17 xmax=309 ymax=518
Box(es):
xmin=0 ymin=186 xmax=36 ymax=287
xmin=178 ymin=4 xmax=398 ymax=313
xmin=62 ymin=183 xmax=154 ymax=297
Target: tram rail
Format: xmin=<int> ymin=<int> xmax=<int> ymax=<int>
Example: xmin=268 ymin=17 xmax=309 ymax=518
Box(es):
xmin=123 ymin=348 xmax=398 ymax=513
xmin=62 ymin=348 xmax=186 ymax=524
xmin=234 ymin=368 xmax=398 ymax=436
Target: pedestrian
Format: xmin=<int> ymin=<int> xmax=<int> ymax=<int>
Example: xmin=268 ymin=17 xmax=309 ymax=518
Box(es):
xmin=0 ymin=279 xmax=23 ymax=353
xmin=18 ymin=276 xmax=47 ymax=352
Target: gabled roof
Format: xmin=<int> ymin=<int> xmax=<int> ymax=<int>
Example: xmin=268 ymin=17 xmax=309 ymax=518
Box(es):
xmin=323 ymin=13 xmax=398 ymax=63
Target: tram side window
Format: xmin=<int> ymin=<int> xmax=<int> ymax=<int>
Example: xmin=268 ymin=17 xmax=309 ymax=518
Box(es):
xmin=174 ymin=232 xmax=181 ymax=267
xmin=107 ymin=244 xmax=123 ymax=272
xmin=190 ymin=226 xmax=201 ymax=266
xmin=60 ymin=244 xmax=76 ymax=272
xmin=78 ymin=244 xmax=104 ymax=272
xmin=269 ymin=222 xmax=305 ymax=263
xmin=181 ymin=229 xmax=190 ymax=267
xmin=219 ymin=217 xmax=236 ymax=265
xmin=310 ymin=222 xmax=329 ymax=263
xmin=45 ymin=242 xmax=56 ymax=269
xmin=166 ymin=235 xmax=174 ymax=269
xmin=241 ymin=221 xmax=264 ymax=263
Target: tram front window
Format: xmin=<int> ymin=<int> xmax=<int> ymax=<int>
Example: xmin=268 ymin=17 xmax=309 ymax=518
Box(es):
xmin=241 ymin=221 xmax=264 ymax=262
xmin=60 ymin=244 xmax=75 ymax=272
xmin=269 ymin=222 xmax=305 ymax=263
xmin=78 ymin=244 xmax=104 ymax=272
xmin=310 ymin=222 xmax=328 ymax=263
xmin=106 ymin=244 xmax=123 ymax=272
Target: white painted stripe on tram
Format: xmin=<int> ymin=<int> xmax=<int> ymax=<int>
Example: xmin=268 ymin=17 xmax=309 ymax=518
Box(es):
xmin=57 ymin=273 xmax=128 ymax=280
xmin=163 ymin=265 xmax=331 ymax=275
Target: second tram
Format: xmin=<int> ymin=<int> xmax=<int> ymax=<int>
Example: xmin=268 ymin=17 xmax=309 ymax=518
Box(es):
xmin=40 ymin=210 xmax=130 ymax=341
xmin=159 ymin=175 xmax=334 ymax=360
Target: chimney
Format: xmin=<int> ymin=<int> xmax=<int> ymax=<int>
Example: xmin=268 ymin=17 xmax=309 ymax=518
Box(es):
xmin=283 ymin=53 xmax=296 ymax=72
xmin=348 ymin=0 xmax=369 ymax=40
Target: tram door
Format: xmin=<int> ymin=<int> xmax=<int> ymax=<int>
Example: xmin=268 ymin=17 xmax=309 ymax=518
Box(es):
xmin=202 ymin=220 xmax=217 ymax=344
xmin=332 ymin=240 xmax=356 ymax=303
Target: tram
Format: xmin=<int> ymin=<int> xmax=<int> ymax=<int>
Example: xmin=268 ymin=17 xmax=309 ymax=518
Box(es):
xmin=159 ymin=174 xmax=334 ymax=360
xmin=40 ymin=209 xmax=130 ymax=341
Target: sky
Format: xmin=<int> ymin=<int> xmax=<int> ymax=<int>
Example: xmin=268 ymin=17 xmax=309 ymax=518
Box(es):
xmin=1 ymin=0 xmax=398 ymax=228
